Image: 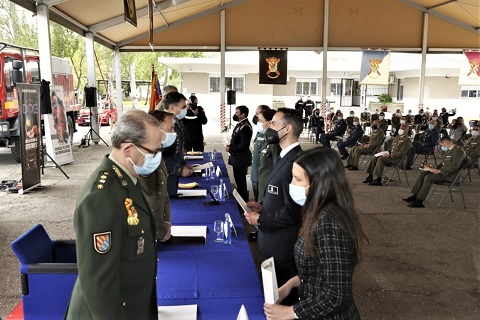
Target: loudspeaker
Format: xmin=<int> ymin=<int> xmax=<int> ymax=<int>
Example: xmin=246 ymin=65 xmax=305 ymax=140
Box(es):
xmin=85 ymin=86 xmax=97 ymax=107
xmin=227 ymin=90 xmax=236 ymax=105
xmin=40 ymin=79 xmax=52 ymax=115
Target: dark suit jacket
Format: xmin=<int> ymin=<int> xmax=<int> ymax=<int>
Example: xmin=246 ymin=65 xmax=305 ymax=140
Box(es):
xmin=228 ymin=119 xmax=253 ymax=168
xmin=331 ymin=119 xmax=347 ymax=137
xmin=164 ymin=121 xmax=187 ymax=195
xmin=257 ymin=144 xmax=303 ymax=262
xmin=66 ymin=156 xmax=157 ymax=320
xmin=347 ymin=125 xmax=364 ymax=143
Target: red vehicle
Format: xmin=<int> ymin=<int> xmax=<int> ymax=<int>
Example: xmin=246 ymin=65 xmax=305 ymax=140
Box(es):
xmin=77 ymin=102 xmax=117 ymax=126
xmin=0 ymin=42 xmax=81 ymax=162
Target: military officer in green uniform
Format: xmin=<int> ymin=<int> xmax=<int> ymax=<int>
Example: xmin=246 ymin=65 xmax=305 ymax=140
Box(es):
xmin=364 ymin=124 xmax=412 ymax=186
xmin=65 ymin=110 xmax=162 ymax=320
xmin=463 ymin=124 xmax=480 ymax=167
xmin=403 ymin=136 xmax=466 ymax=207
xmin=345 ymin=120 xmax=385 ymax=171
xmin=138 ymin=110 xmax=178 ymax=242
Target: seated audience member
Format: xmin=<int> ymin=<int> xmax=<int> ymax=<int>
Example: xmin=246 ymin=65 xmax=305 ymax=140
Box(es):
xmin=384 ymin=116 xmax=409 ymax=150
xmin=370 ymin=109 xmax=380 ymax=126
xmin=263 ymin=147 xmax=367 ymax=320
xmin=308 ymin=109 xmax=325 ymax=144
xmin=449 ymin=117 xmax=468 ymax=145
xmin=325 ymin=107 xmax=335 ymax=132
xmin=360 ymin=108 xmax=371 ymax=131
xmin=345 ymin=120 xmax=385 ymax=171
xmin=337 ymin=117 xmax=364 ymax=159
xmin=391 ymin=109 xmax=402 ymax=132
xmin=403 ymin=137 xmax=466 ymax=208
xmin=463 ymin=125 xmax=480 ymax=166
xmin=378 ymin=112 xmax=388 ymax=135
xmin=404 ymin=120 xmax=440 ymax=169
xmin=346 ymin=111 xmax=355 ymax=134
xmin=405 ymin=109 xmax=414 ymax=127
xmin=414 ymin=108 xmax=428 ymax=134
xmin=321 ymin=112 xmax=347 ymax=148
xmin=430 ymin=112 xmax=442 ymax=132
xmin=363 ymin=124 xmax=412 ymax=186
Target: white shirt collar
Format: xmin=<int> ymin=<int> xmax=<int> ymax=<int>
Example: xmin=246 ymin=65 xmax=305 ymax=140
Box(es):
xmin=280 ymin=142 xmax=300 ymax=158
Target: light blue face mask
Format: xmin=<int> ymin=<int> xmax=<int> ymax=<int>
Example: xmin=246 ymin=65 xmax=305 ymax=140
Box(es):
xmin=353 ymin=122 xmax=359 ymax=126
xmin=428 ymin=124 xmax=435 ymax=130
xmin=162 ymin=132 xmax=177 ymax=148
xmin=441 ymin=146 xmax=449 ymax=152
xmin=129 ymin=145 xmax=162 ymax=175
xmin=177 ymin=108 xmax=187 ymax=120
xmin=471 ymin=130 xmax=478 ymax=137
xmin=257 ymin=121 xmax=265 ymax=134
xmin=289 ymin=184 xmax=310 ymax=206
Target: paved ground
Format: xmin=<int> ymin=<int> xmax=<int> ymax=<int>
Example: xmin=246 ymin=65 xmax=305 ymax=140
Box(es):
xmin=0 ymin=109 xmax=479 ymax=319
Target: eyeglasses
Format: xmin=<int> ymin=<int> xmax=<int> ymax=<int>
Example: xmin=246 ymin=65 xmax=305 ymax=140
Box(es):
xmin=132 ymin=143 xmax=162 ymax=157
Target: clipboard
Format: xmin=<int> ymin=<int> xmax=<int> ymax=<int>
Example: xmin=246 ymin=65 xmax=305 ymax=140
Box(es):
xmin=233 ymin=189 xmax=251 ymax=213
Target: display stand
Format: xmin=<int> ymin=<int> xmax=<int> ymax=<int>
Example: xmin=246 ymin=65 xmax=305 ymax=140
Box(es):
xmin=79 ymin=108 xmax=109 ymax=148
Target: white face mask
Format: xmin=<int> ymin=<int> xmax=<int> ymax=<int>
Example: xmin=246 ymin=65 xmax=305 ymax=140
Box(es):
xmin=162 ymin=132 xmax=177 ymax=148
xmin=257 ymin=121 xmax=265 ymax=134
xmin=400 ymin=120 xmax=406 ymax=125
xmin=398 ymin=129 xmax=405 ymax=136
xmin=472 ymin=130 xmax=478 ymax=137
xmin=379 ymin=116 xmax=384 ymax=120
xmin=289 ymin=184 xmax=309 ymax=206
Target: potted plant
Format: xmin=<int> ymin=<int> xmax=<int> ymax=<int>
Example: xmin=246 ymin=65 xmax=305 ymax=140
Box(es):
xmin=378 ymin=94 xmax=392 ymax=103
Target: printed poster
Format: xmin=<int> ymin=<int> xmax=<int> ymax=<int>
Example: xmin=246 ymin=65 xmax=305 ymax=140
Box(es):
xmin=44 ymin=85 xmax=74 ymax=165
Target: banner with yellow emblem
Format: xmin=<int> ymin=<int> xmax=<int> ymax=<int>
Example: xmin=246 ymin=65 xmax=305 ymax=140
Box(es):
xmin=259 ymin=50 xmax=288 ymax=85
xmin=458 ymin=51 xmax=480 ymax=86
xmin=360 ymin=50 xmax=391 ymax=86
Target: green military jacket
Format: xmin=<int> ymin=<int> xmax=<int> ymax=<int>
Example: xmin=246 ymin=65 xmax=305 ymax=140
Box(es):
xmin=138 ymin=159 xmax=171 ymax=240
xmin=463 ymin=135 xmax=480 ymax=160
xmin=379 ymin=119 xmax=388 ymax=134
xmin=368 ymin=128 xmax=385 ymax=149
xmin=439 ymin=145 xmax=466 ymax=181
xmin=389 ymin=134 xmax=412 ymax=160
xmin=66 ymin=156 xmax=157 ymax=320
xmin=257 ymin=141 xmax=281 ymax=202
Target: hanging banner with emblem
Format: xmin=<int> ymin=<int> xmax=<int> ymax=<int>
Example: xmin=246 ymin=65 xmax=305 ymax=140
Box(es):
xmin=44 ymin=85 xmax=74 ymax=165
xmin=360 ymin=50 xmax=390 ymax=86
xmin=17 ymin=84 xmax=42 ymax=193
xmin=259 ymin=50 xmax=288 ymax=85
xmin=458 ymin=51 xmax=480 ymax=86
xmin=124 ymin=0 xmax=137 ymax=27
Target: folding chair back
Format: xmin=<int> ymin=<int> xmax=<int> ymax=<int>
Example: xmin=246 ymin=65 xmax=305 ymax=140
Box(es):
xmin=383 ymin=154 xmax=410 ymax=186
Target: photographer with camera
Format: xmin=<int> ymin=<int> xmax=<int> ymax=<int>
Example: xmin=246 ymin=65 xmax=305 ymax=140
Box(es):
xmin=182 ymin=93 xmax=208 ymax=152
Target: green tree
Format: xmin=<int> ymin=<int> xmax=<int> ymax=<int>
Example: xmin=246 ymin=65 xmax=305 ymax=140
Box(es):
xmin=0 ymin=0 xmax=37 ymax=47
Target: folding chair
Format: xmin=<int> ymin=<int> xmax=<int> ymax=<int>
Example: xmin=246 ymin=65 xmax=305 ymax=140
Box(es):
xmin=424 ymin=157 xmax=470 ymax=209
xmin=465 ymin=158 xmax=479 ymax=182
xmin=413 ymin=149 xmax=437 ymax=167
xmin=359 ymin=138 xmax=386 ymax=170
xmin=382 ymin=154 xmax=410 ymax=186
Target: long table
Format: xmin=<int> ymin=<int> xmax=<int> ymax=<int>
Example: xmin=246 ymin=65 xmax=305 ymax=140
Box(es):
xmin=156 ymin=152 xmax=265 ymax=319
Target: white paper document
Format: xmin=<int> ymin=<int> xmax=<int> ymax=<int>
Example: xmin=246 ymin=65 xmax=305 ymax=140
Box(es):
xmin=171 ymin=226 xmax=207 ymax=240
xmin=177 ymin=189 xmax=207 ymax=197
xmin=158 ymin=304 xmax=197 ymax=320
xmin=261 ymin=257 xmax=279 ymax=304
xmin=184 ymin=155 xmax=204 ymax=160
xmin=233 ymin=189 xmax=251 ymax=213
xmin=236 ymin=304 xmax=249 ymax=320
xmin=374 ymin=151 xmax=390 ymax=157
xmin=190 ymin=162 xmax=213 ymax=172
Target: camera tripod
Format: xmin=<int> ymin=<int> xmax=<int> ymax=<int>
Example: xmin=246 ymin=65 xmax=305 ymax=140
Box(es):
xmin=223 ymin=104 xmax=234 ymax=132
xmin=80 ymin=109 xmax=109 ymax=148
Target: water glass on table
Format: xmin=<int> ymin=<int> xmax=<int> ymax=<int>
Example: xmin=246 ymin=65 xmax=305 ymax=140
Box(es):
xmin=210 ymin=185 xmax=219 ymax=201
xmin=213 ymin=220 xmax=224 ymax=242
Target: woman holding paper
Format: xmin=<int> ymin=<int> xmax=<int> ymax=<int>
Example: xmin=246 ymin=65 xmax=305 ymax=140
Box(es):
xmin=264 ymin=148 xmax=367 ymax=320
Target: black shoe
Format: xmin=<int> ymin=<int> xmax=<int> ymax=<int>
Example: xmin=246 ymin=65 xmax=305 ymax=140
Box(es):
xmin=369 ymin=178 xmax=382 ymax=186
xmin=402 ymin=195 xmax=417 ymax=203
xmin=405 ymin=166 xmax=412 ymax=170
xmin=345 ymin=164 xmax=352 ymax=168
xmin=363 ymin=176 xmax=373 ymax=184
xmin=340 ymin=155 xmax=349 ymax=160
xmin=248 ymin=231 xmax=258 ymax=242
xmin=348 ymin=166 xmax=359 ymax=171
xmin=407 ymin=199 xmax=425 ymax=208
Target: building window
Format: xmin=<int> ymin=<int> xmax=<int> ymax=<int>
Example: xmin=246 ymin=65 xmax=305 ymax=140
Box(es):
xmin=330 ymin=78 xmax=342 ymax=96
xmin=365 ymin=85 xmax=388 ymax=96
xmin=460 ymin=86 xmax=480 ymax=98
xmin=209 ymin=74 xmax=244 ymax=93
xmin=296 ymin=78 xmax=318 ymax=95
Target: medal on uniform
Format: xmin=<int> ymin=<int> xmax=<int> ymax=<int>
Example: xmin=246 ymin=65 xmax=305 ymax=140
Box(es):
xmin=137 ymin=237 xmax=145 ymax=255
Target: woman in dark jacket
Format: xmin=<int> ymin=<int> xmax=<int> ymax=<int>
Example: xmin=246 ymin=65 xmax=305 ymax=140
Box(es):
xmin=264 ymin=148 xmax=367 ymax=320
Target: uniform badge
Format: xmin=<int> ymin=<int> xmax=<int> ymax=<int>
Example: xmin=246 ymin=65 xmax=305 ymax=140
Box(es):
xmin=267 ymin=184 xmax=278 ymax=195
xmin=93 ymin=231 xmax=111 ymax=254
xmin=124 ymin=198 xmax=139 ymax=226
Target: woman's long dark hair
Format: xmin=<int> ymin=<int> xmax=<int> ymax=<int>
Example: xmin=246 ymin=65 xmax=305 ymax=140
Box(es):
xmin=295 ymin=147 xmax=367 ymax=266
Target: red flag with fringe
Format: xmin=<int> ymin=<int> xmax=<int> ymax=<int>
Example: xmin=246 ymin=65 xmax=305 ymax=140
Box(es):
xmin=149 ymin=68 xmax=162 ymax=112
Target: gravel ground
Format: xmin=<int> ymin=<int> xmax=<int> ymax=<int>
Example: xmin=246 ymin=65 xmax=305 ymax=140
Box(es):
xmin=0 ymin=111 xmax=479 ymax=319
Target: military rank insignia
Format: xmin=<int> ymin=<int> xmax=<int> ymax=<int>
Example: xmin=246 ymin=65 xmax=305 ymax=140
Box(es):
xmin=124 ymin=198 xmax=139 ymax=226
xmin=93 ymin=231 xmax=111 ymax=254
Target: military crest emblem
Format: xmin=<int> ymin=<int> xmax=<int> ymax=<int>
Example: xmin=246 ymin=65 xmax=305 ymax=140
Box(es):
xmin=265 ymin=56 xmax=281 ymax=79
xmin=93 ymin=231 xmax=111 ymax=254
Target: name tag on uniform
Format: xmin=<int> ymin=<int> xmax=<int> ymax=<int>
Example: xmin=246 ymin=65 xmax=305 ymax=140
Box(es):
xmin=446 ymin=155 xmax=452 ymax=158
xmin=267 ymin=184 xmax=278 ymax=195
xmin=257 ymin=137 xmax=265 ymax=141
xmin=261 ymin=149 xmax=268 ymax=154
xmin=137 ymin=237 xmax=144 ymax=255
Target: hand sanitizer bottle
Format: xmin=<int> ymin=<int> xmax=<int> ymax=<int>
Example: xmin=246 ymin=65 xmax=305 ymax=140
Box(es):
xmin=223 ymin=213 xmax=232 ymax=245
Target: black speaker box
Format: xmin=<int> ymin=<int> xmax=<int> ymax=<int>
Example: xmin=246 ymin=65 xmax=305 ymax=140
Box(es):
xmin=85 ymin=86 xmax=97 ymax=107
xmin=40 ymin=79 xmax=52 ymax=115
xmin=227 ymin=90 xmax=236 ymax=105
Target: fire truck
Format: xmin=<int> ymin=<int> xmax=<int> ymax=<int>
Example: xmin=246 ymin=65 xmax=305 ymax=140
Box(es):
xmin=0 ymin=42 xmax=81 ymax=162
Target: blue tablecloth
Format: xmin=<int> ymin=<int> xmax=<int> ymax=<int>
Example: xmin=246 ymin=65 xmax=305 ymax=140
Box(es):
xmin=157 ymin=152 xmax=265 ymax=319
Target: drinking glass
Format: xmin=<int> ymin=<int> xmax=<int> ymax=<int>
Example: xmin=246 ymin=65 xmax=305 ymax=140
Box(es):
xmin=205 ymin=167 xmax=212 ymax=180
xmin=213 ymin=220 xmax=224 ymax=242
xmin=209 ymin=151 xmax=216 ymax=162
xmin=210 ymin=185 xmax=219 ymax=201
